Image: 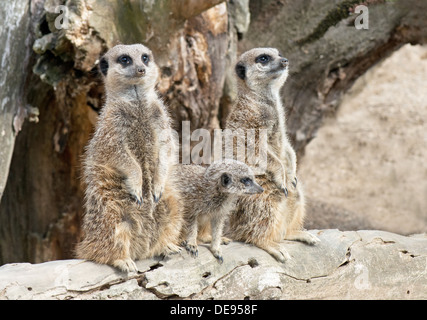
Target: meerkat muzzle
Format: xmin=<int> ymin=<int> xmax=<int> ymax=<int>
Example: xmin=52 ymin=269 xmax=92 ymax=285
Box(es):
xmin=136 ymin=67 xmax=146 ymax=76
xmin=280 ymin=58 xmax=289 ymax=68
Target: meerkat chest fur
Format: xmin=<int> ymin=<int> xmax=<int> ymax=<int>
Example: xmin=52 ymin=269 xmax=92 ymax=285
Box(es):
xmin=271 ymin=90 xmax=289 ymax=158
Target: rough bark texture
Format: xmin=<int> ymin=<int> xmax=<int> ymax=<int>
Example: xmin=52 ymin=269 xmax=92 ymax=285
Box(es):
xmin=0 ymin=0 xmax=426 ymax=264
xmin=1 ymin=230 xmax=426 ymax=300
xmin=0 ymin=1 xmax=33 ymax=202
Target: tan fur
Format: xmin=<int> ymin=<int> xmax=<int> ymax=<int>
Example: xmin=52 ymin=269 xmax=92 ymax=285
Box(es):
xmin=172 ymin=160 xmax=263 ymax=263
xmin=225 ymin=48 xmax=319 ymax=262
xmin=75 ymin=44 xmax=182 ymax=272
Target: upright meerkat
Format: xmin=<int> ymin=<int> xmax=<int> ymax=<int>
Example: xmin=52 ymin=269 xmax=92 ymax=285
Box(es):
xmin=174 ymin=160 xmax=264 ymax=263
xmin=225 ymin=47 xmax=319 ymax=262
xmin=76 ymin=44 xmax=182 ymax=272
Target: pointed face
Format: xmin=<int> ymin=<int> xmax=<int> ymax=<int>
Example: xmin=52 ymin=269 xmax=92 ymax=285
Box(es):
xmin=99 ymin=44 xmax=158 ymax=89
xmin=235 ymin=47 xmax=289 ymax=91
xmin=205 ymin=160 xmax=264 ymax=195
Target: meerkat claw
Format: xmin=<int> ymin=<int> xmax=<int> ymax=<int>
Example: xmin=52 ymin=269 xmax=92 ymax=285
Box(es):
xmin=210 ymin=248 xmax=224 ymax=264
xmin=292 ymin=177 xmax=297 ymax=188
xmin=153 ymin=191 xmax=162 ymax=203
xmin=185 ymin=243 xmax=198 ymax=258
xmin=215 ymin=255 xmax=224 ymax=264
xmin=281 ymin=187 xmax=288 ymax=197
xmin=133 ymin=195 xmax=143 ymax=206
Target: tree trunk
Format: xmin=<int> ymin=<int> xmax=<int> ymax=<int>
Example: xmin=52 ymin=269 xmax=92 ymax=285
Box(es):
xmin=0 ymin=0 xmax=426 ymax=264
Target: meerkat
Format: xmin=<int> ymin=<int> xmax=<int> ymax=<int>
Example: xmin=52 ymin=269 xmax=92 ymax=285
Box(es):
xmin=76 ymin=44 xmax=182 ymax=272
xmin=173 ymin=160 xmax=264 ymax=263
xmin=225 ymin=47 xmax=320 ymax=263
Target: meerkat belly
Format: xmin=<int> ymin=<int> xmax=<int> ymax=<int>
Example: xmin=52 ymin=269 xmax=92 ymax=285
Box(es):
xmin=274 ymin=98 xmax=288 ymax=159
xmin=198 ymin=214 xmax=211 ymax=228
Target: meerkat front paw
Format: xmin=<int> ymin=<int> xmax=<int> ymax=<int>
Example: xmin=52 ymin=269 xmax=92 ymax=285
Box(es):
xmin=277 ymin=173 xmax=298 ymax=197
xmin=183 ymin=241 xmax=198 ymax=258
xmin=126 ymin=180 xmax=143 ymax=206
xmin=286 ymin=171 xmax=297 ymax=190
xmin=113 ymin=258 xmax=138 ymax=273
xmin=152 ymin=184 xmax=164 ymax=203
xmin=209 ymin=247 xmax=224 ymax=264
xmin=291 ymin=176 xmax=297 ymax=188
xmin=270 ymin=172 xmax=288 ymax=197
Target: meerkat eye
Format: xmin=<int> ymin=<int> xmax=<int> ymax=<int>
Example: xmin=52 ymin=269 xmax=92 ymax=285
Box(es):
xmin=142 ymin=54 xmax=150 ymax=65
xmin=221 ymin=173 xmax=232 ymax=188
xmin=240 ymin=177 xmax=253 ymax=186
xmin=118 ymin=55 xmax=132 ymax=66
xmin=255 ymin=54 xmax=271 ymax=64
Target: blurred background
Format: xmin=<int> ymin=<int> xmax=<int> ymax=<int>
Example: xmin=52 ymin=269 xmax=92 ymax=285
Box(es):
xmin=0 ymin=0 xmax=426 ymax=265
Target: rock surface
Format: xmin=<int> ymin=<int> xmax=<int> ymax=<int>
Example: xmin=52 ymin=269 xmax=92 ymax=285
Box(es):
xmin=1 ymin=229 xmax=426 ymax=300
xmin=301 ymin=44 xmax=427 ymax=235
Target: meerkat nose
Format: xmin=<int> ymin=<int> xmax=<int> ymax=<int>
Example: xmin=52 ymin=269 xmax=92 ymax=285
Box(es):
xmin=280 ymin=58 xmax=289 ymax=67
xmin=136 ymin=67 xmax=146 ymax=76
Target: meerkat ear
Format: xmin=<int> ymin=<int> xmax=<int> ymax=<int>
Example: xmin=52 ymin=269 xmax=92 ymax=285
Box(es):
xmin=99 ymin=57 xmax=109 ymax=76
xmin=221 ymin=173 xmax=232 ymax=188
xmin=235 ymin=62 xmax=246 ymax=80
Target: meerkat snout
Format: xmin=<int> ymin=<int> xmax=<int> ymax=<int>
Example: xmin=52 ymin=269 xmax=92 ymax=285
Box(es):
xmin=136 ymin=66 xmax=145 ymax=76
xmin=280 ymin=57 xmax=288 ymax=68
xmin=240 ymin=177 xmax=264 ymax=194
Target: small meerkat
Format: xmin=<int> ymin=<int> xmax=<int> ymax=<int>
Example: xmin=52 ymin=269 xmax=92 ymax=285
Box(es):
xmin=173 ymin=160 xmax=264 ymax=263
xmin=225 ymin=47 xmax=320 ymax=263
xmin=76 ymin=44 xmax=181 ymax=272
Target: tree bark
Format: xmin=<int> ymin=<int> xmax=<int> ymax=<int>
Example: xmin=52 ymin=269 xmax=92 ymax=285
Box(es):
xmin=0 ymin=0 xmax=426 ymax=264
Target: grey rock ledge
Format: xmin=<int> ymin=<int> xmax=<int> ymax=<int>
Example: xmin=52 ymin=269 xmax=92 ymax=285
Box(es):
xmin=1 ymin=229 xmax=426 ymax=300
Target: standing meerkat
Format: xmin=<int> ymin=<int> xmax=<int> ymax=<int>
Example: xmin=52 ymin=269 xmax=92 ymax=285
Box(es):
xmin=76 ymin=44 xmax=182 ymax=272
xmin=225 ymin=47 xmax=320 ymax=262
xmin=174 ymin=160 xmax=264 ymax=263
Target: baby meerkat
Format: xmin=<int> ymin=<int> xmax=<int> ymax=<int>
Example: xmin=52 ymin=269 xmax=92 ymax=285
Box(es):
xmin=225 ymin=48 xmax=320 ymax=263
xmin=76 ymin=44 xmax=181 ymax=272
xmin=173 ymin=160 xmax=264 ymax=263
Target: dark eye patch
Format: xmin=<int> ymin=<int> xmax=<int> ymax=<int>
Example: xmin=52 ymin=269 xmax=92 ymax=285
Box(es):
xmin=235 ymin=62 xmax=246 ymax=80
xmin=117 ymin=55 xmax=133 ymax=66
xmin=255 ymin=54 xmax=271 ymax=64
xmin=240 ymin=177 xmax=253 ymax=186
xmin=221 ymin=173 xmax=232 ymax=187
xmin=142 ymin=54 xmax=150 ymax=66
xmin=99 ymin=57 xmax=109 ymax=76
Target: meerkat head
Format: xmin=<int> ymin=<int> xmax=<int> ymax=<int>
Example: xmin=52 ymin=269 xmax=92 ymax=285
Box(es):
xmin=99 ymin=44 xmax=159 ymax=92
xmin=235 ymin=47 xmax=288 ymax=93
xmin=204 ymin=159 xmax=264 ymax=196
